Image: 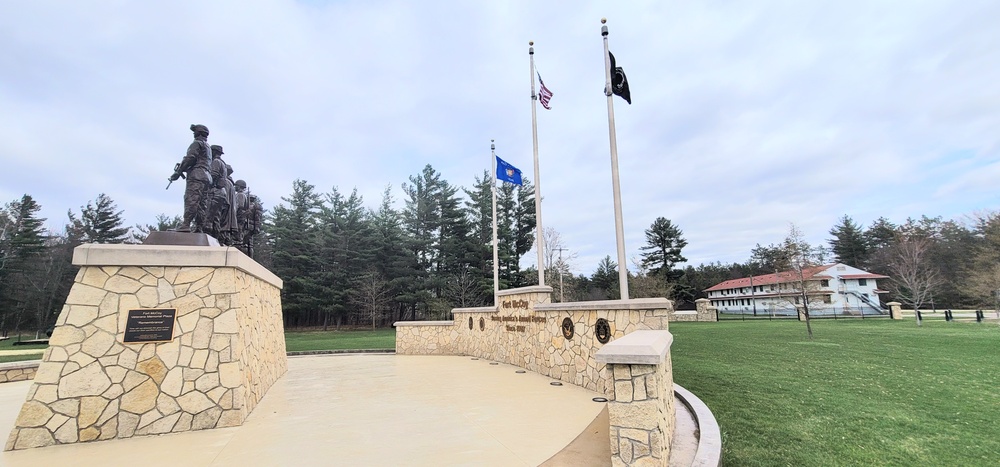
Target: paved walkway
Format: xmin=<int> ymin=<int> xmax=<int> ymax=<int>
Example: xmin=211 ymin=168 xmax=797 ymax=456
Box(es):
xmin=0 ymin=354 xmax=608 ymax=466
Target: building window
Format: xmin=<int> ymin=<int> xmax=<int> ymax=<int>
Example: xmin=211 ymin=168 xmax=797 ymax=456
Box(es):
xmin=822 ymin=295 xmax=832 ymax=303
xmin=858 ymin=278 xmax=868 ymax=286
xmin=821 ymin=279 xmax=829 ymax=287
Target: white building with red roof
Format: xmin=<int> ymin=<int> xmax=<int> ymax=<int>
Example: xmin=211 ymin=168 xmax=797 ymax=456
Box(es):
xmin=704 ymin=263 xmax=889 ymax=317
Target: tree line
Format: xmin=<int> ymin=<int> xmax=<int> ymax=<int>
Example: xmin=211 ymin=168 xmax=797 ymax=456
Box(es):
xmin=4 ymin=166 xmax=997 ymax=334
xmin=669 ymin=214 xmax=1000 ymax=312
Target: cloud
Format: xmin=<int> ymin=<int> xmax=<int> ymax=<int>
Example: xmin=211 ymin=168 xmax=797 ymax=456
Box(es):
xmin=2 ymin=0 xmax=999 ymax=276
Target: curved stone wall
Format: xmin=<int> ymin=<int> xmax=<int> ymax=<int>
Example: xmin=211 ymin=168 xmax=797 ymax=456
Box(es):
xmin=396 ymin=286 xmax=673 ymax=394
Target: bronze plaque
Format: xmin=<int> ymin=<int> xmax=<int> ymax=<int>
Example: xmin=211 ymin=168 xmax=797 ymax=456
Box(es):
xmin=124 ymin=309 xmax=177 ymax=343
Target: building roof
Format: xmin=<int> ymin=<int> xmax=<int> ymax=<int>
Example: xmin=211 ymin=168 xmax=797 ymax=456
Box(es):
xmin=703 ymin=263 xmax=889 ymax=292
xmin=839 ymin=274 xmax=889 ymax=280
xmin=704 ymin=265 xmax=834 ymax=292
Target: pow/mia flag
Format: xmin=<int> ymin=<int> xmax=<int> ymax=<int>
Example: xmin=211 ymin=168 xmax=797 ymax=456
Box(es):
xmin=608 ymin=51 xmax=631 ymax=104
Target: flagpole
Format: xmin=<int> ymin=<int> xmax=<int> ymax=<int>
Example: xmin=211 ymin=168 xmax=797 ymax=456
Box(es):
xmin=491 ymin=140 xmax=500 ymax=307
xmin=529 ymin=41 xmax=546 ymax=287
xmin=602 ymin=18 xmax=629 ymax=300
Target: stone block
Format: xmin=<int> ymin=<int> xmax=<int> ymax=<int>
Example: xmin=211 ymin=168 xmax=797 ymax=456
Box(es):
xmin=54 ymin=418 xmax=78 ymax=443
xmin=136 ymin=356 xmax=168 ymax=385
xmin=120 ymin=379 xmax=157 ymax=414
xmin=14 ymin=428 xmax=55 ymax=449
xmin=58 ymin=362 xmax=112 ymax=398
xmin=79 ymin=426 xmax=100 ymax=442
xmin=79 ymin=396 xmax=109 ymax=428
xmin=81 ymin=331 xmax=116 ymax=358
xmin=219 ymin=362 xmax=241 ymax=388
xmin=609 ymin=400 xmax=660 ymax=430
xmin=177 ymin=391 xmax=214 ymax=414
xmin=105 ymin=276 xmax=143 ymax=294
xmin=614 ymin=381 xmax=633 ymax=402
xmin=15 ymin=401 xmax=54 ymax=428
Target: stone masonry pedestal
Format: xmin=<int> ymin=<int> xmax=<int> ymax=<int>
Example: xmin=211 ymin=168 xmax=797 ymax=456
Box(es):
xmin=6 ymin=244 xmax=286 ymax=450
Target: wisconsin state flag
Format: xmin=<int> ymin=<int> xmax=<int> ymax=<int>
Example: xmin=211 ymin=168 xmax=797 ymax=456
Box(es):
xmin=495 ymin=156 xmax=523 ymax=185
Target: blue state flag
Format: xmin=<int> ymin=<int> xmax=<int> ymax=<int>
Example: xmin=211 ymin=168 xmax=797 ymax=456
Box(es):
xmin=495 ymin=156 xmax=523 ymax=186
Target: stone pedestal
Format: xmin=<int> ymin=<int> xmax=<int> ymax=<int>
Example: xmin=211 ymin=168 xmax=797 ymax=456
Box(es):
xmin=694 ymin=299 xmax=718 ymax=322
xmin=5 ymin=244 xmax=286 ymax=450
xmin=596 ymin=330 xmax=675 ymax=466
xmin=887 ymin=302 xmax=903 ymax=320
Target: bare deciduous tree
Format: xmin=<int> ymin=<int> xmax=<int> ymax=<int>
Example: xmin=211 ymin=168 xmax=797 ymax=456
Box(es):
xmin=886 ymin=237 xmax=941 ymax=327
xmin=352 ymin=270 xmax=392 ymax=330
xmin=776 ymin=224 xmax=825 ymax=339
xmin=444 ymin=267 xmax=486 ymax=309
xmin=540 ymin=227 xmax=577 ymax=302
xmin=628 ymin=258 xmax=673 ymax=299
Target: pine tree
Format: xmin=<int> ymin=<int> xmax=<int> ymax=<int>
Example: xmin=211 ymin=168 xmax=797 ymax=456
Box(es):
xmin=318 ymin=187 xmax=375 ymax=329
xmin=463 ymin=172 xmax=495 ymax=302
xmin=370 ymin=186 xmax=415 ymax=321
xmin=268 ymin=180 xmax=323 ymax=327
xmin=401 ymin=165 xmax=443 ymax=318
xmin=639 ymin=217 xmax=688 ymax=278
xmin=828 ymin=215 xmax=869 ymax=267
xmin=77 ymin=193 xmax=130 ymax=244
xmin=591 ymin=256 xmax=620 ymax=300
xmin=0 ymin=195 xmax=48 ymax=335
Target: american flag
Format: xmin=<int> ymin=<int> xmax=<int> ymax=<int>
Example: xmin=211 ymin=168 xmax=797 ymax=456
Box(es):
xmin=537 ymin=72 xmax=553 ymax=110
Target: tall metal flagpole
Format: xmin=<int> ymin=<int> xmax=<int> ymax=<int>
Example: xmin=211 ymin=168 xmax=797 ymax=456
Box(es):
xmin=491 ymin=140 xmax=500 ymax=307
xmin=602 ymin=18 xmax=629 ymax=300
xmin=529 ymin=41 xmax=546 ymax=286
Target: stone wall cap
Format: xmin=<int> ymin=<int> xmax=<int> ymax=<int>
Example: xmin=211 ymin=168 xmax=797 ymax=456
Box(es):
xmin=0 ymin=360 xmax=41 ymax=371
xmin=451 ymin=307 xmax=496 ymax=314
xmin=595 ymin=330 xmax=673 ymax=365
xmin=673 ymin=310 xmax=697 ymax=315
xmin=72 ymin=243 xmax=282 ymax=289
xmin=394 ymin=321 xmax=454 ymax=327
xmin=536 ymin=297 xmax=672 ymax=312
xmin=496 ymin=285 xmax=553 ymax=297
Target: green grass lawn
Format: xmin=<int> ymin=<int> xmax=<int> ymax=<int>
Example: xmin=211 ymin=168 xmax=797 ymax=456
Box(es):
xmin=283 ymin=328 xmax=396 ymax=352
xmin=669 ymin=319 xmax=1000 ymax=466
xmin=0 ymin=336 xmax=47 ymax=363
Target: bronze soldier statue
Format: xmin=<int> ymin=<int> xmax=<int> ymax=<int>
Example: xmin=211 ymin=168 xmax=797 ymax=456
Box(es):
xmin=234 ymin=179 xmax=250 ymax=239
xmin=245 ymin=194 xmax=264 ymax=258
xmin=207 ymin=144 xmax=236 ymax=243
xmin=170 ymin=124 xmax=214 ymax=232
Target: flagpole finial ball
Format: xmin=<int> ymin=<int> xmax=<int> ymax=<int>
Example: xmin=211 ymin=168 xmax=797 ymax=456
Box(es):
xmin=601 ymin=18 xmax=607 ymax=24
xmin=529 ymin=41 xmax=533 ymax=46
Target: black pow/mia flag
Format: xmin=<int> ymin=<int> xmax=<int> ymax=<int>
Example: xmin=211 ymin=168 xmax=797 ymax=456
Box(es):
xmin=609 ymin=51 xmax=631 ymax=104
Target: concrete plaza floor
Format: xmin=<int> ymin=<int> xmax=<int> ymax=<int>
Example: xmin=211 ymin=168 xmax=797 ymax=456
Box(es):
xmin=0 ymin=354 xmax=612 ymax=466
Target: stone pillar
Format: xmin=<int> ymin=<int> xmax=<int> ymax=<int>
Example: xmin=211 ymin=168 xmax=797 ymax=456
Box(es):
xmin=694 ymin=299 xmax=718 ymax=322
xmin=595 ymin=330 xmax=675 ymax=466
xmin=797 ymin=306 xmax=807 ymax=321
xmin=6 ymin=244 xmax=286 ymax=450
xmin=887 ymin=302 xmax=902 ymax=320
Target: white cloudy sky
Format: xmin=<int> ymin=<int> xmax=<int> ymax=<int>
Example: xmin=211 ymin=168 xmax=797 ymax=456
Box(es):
xmin=2 ymin=1 xmax=998 ymax=275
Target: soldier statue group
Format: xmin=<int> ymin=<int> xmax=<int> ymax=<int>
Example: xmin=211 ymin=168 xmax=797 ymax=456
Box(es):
xmin=168 ymin=124 xmax=263 ymax=258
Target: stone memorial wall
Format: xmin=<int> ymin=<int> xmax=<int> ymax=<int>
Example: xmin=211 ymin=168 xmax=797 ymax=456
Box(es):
xmin=396 ymin=286 xmax=674 ymax=393
xmin=5 ymin=244 xmax=286 ymax=451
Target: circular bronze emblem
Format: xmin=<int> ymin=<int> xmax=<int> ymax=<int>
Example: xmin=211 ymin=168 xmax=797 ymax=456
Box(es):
xmin=561 ymin=317 xmax=575 ymax=339
xmin=595 ymin=318 xmax=611 ymax=344
xmin=479 ymin=317 xmax=485 ymax=331
xmin=468 ymin=317 xmax=473 ymax=330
